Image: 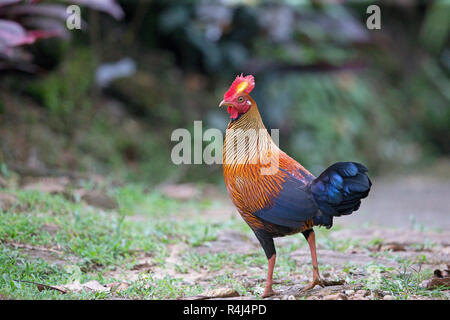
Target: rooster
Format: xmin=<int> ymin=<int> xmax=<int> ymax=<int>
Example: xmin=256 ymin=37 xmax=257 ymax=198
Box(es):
xmin=219 ymin=74 xmax=371 ymax=298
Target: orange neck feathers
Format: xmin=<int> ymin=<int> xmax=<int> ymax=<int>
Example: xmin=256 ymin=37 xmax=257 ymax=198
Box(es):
xmin=227 ymin=97 xmax=265 ymax=130
xmin=223 ymin=99 xmax=278 ymax=168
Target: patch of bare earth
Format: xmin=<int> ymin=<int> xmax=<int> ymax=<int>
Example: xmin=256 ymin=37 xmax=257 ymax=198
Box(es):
xmin=194 ymin=230 xmax=259 ymax=255
xmin=99 ymin=220 xmax=450 ymax=300
xmin=188 ymin=228 xmax=449 ymax=300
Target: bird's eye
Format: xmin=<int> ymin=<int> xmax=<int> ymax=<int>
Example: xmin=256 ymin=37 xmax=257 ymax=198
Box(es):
xmin=238 ymin=96 xmax=244 ymax=102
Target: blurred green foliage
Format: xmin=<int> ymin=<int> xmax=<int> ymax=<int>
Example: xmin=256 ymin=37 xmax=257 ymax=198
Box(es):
xmin=0 ymin=1 xmax=448 ymax=184
xmin=26 ymin=49 xmax=95 ymax=119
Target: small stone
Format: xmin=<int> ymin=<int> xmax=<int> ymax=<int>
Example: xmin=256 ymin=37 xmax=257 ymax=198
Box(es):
xmin=306 ymin=296 xmax=319 ymax=300
xmin=203 ymin=288 xmax=240 ymax=298
xmin=345 ymin=289 xmax=355 ymax=295
xmin=323 ymin=293 xmax=347 ymax=300
xmin=383 ymin=295 xmax=393 ymax=300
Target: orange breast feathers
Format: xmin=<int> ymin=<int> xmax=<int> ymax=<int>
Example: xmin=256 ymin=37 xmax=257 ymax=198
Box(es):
xmin=222 ymin=106 xmax=314 ymax=228
xmin=224 ymin=152 xmax=310 ymax=217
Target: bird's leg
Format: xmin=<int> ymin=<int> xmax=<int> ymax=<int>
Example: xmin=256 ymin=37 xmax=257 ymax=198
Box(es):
xmin=300 ymin=229 xmax=328 ymax=292
xmin=254 ymin=230 xmax=278 ymax=298
xmin=262 ymin=254 xmax=277 ymax=298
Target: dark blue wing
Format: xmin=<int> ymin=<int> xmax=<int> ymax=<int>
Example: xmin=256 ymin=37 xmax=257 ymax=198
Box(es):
xmin=253 ymin=171 xmax=319 ymax=229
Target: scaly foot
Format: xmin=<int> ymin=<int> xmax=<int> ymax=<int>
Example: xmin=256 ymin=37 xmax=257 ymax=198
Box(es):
xmin=300 ymin=277 xmax=327 ymax=292
xmin=300 ymin=277 xmax=345 ymax=292
xmin=261 ymin=288 xmax=278 ymax=298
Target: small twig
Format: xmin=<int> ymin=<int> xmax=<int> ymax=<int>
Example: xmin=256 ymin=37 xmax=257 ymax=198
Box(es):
xmin=12 ymin=279 xmax=67 ymax=294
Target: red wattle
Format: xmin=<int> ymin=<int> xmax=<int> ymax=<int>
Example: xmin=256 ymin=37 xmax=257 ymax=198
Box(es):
xmin=228 ymin=106 xmax=239 ymax=119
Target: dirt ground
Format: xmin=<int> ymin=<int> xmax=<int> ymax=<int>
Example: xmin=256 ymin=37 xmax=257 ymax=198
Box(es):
xmin=341 ymin=175 xmax=450 ymax=230
xmin=122 ymin=173 xmax=450 ymax=300
xmin=1 ymin=170 xmax=449 ymax=300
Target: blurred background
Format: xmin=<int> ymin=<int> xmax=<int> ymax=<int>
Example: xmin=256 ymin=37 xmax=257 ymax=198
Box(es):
xmin=0 ymin=0 xmax=449 ymax=203
xmin=1 ymin=1 xmax=450 ymax=301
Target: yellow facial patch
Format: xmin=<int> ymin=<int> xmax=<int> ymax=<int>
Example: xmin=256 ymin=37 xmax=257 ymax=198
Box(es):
xmin=224 ymin=74 xmax=255 ymax=100
xmin=236 ymin=81 xmax=249 ymax=95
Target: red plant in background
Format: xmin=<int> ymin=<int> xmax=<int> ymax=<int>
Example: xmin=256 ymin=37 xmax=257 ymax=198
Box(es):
xmin=0 ymin=0 xmax=124 ymax=71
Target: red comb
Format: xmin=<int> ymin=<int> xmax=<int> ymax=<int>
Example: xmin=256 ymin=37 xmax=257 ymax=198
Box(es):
xmin=224 ymin=74 xmax=255 ymax=100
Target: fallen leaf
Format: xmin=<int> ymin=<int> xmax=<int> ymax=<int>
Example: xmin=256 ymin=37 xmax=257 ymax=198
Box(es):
xmin=83 ymin=280 xmax=110 ymax=293
xmin=423 ymin=278 xmax=450 ymax=289
xmin=55 ymin=280 xmax=110 ymax=293
xmin=55 ymin=280 xmax=82 ymax=292
xmin=422 ymin=268 xmax=450 ymax=289
xmin=14 ymin=279 xmax=67 ymax=294
xmin=382 ymin=243 xmax=406 ymax=252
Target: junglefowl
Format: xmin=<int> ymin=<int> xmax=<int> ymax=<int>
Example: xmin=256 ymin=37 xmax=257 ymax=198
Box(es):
xmin=219 ymin=74 xmax=371 ymax=298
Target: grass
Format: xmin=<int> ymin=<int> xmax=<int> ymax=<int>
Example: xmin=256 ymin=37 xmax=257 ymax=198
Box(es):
xmin=0 ymin=183 xmax=448 ymax=300
xmin=0 ymin=183 xmax=248 ymax=299
xmin=357 ymin=261 xmax=447 ymax=300
xmin=119 ymin=274 xmax=204 ymax=299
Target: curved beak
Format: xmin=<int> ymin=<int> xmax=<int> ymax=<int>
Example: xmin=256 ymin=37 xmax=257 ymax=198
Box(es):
xmin=219 ymin=100 xmax=231 ymax=108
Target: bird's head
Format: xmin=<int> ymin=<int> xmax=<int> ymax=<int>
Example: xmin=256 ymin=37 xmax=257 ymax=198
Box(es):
xmin=219 ymin=74 xmax=255 ymax=120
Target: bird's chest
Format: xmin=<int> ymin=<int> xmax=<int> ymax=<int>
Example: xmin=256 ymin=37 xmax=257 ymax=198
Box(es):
xmin=223 ymin=167 xmax=313 ymax=236
xmin=223 ymin=167 xmax=266 ymax=230
xmin=223 ymin=163 xmax=281 ymax=216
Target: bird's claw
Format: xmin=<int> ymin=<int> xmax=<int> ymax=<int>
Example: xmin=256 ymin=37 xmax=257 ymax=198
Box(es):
xmin=300 ymin=277 xmax=327 ymax=292
xmin=261 ymin=288 xmax=278 ymax=298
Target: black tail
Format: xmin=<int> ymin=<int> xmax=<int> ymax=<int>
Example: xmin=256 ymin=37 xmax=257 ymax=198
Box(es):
xmin=310 ymin=162 xmax=371 ymax=228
